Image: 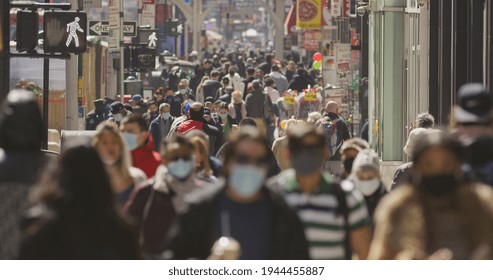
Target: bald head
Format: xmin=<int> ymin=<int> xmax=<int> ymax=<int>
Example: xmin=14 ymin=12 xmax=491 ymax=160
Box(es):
xmin=325 ymin=101 xmax=339 ymax=114
xmin=189 ymin=102 xmax=204 ymax=121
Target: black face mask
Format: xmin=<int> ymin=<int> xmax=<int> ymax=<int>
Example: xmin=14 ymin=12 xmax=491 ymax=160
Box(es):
xmin=418 ymin=174 xmax=459 ymax=197
xmin=343 ymin=157 xmax=355 ymax=173
xmin=189 ymin=108 xmax=204 ymax=121
xmin=291 ymin=149 xmax=324 ymax=176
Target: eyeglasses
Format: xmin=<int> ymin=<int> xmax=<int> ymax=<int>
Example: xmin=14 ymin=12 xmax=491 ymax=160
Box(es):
xmin=234 ymin=153 xmax=268 ymax=166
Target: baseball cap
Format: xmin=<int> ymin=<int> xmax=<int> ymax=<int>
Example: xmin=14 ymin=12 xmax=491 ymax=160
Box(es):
xmin=340 ymin=137 xmax=369 ymax=154
xmin=93 ymin=99 xmax=104 ymax=105
xmin=110 ymin=101 xmax=124 ymax=114
xmin=455 ymin=83 xmax=492 ymax=125
xmin=205 ymin=96 xmax=215 ymax=103
xmin=131 ymin=95 xmax=143 ymax=102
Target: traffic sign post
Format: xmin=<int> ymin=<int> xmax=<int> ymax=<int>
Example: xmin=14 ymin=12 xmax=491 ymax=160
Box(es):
xmin=89 ymin=21 xmax=137 ymax=37
xmin=83 ymin=0 xmax=102 ymax=8
xmin=43 ymin=11 xmax=87 ymax=53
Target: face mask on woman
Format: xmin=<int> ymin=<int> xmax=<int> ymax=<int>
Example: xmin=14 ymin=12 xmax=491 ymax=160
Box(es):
xmin=168 ymin=158 xmax=195 ymax=180
xmin=228 ymin=164 xmax=266 ymax=198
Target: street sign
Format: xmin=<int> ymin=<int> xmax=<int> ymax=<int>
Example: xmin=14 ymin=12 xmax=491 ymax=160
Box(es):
xmin=141 ymin=0 xmax=156 ymax=28
xmin=43 ymin=11 xmax=87 ymax=53
xmin=138 ymin=29 xmax=159 ymax=48
xmin=108 ymin=0 xmax=121 ymax=52
xmin=89 ymin=21 xmax=137 ymax=37
xmin=83 ymin=0 xmax=102 ymax=8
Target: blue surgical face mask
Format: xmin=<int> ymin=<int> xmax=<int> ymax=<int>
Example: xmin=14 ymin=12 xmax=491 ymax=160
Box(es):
xmin=168 ymin=158 xmax=194 ymax=180
xmin=122 ymin=132 xmax=138 ymax=151
xmin=162 ymin=112 xmax=171 ymax=120
xmin=219 ymin=113 xmax=228 ymax=119
xmin=228 ymin=164 xmax=266 ymax=198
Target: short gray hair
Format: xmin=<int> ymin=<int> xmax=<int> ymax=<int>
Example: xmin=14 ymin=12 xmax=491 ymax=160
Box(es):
xmin=416 ymin=112 xmax=435 ymax=128
xmin=159 ymin=103 xmax=170 ymax=112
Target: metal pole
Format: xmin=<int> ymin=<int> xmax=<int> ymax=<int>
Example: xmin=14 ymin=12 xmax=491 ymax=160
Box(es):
xmin=66 ymin=0 xmax=78 ymax=130
xmin=0 ymin=0 xmax=10 ymax=103
xmin=43 ymin=58 xmax=49 ymax=150
xmin=120 ymin=0 xmax=125 ymax=103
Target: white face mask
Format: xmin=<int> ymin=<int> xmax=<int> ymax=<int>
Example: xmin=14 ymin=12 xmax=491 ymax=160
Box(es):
xmin=102 ymin=158 xmax=118 ymax=166
xmin=354 ymin=178 xmax=380 ymax=196
xmin=113 ymin=113 xmax=123 ymax=122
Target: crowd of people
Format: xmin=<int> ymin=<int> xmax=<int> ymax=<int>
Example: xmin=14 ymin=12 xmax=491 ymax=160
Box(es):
xmin=2 ymin=51 xmax=493 ymax=260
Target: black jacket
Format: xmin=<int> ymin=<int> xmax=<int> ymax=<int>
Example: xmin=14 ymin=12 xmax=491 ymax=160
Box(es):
xmin=325 ymin=112 xmax=351 ymax=161
xmin=166 ymin=184 xmax=310 ymax=260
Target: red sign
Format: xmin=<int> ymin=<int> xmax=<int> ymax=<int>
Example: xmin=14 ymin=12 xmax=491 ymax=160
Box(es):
xmin=142 ymin=0 xmax=155 ymax=4
xmin=304 ymin=30 xmax=322 ymax=51
xmin=343 ymin=0 xmax=351 ymax=17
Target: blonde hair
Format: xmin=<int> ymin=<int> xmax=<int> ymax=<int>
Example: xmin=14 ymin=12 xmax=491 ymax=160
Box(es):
xmin=190 ymin=136 xmax=213 ymax=177
xmin=92 ymin=122 xmax=132 ymax=179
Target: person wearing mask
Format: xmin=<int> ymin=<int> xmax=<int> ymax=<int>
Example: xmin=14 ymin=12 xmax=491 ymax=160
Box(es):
xmin=176 ymin=79 xmax=194 ymax=103
xmin=152 ymin=87 xmax=165 ymax=107
xmin=120 ymin=115 xmax=161 ymax=178
xmin=340 ymin=137 xmax=370 ymax=180
xmin=108 ymin=101 xmax=128 ymax=126
xmin=125 ymin=135 xmax=214 ymax=257
xmin=369 ymin=133 xmax=493 ymax=260
xmin=268 ymin=124 xmax=372 ymax=260
xmin=319 ymin=101 xmax=351 ymax=177
xmin=149 ymin=103 xmax=175 ymax=151
xmin=92 ymin=122 xmax=147 ymax=206
xmin=143 ymin=101 xmax=159 ymax=129
xmin=0 ymin=90 xmax=49 ymax=259
xmin=19 ymin=145 xmax=139 ymax=259
xmin=269 ymin=64 xmax=289 ymax=96
xmin=164 ymin=87 xmax=182 ymax=117
xmin=452 ymin=83 xmax=493 ymax=187
xmin=245 ymin=80 xmax=272 ymax=136
xmin=228 ymin=90 xmax=247 ymax=124
xmin=131 ymin=95 xmax=148 ymax=116
xmin=346 ymin=149 xmax=387 ymax=220
xmin=391 ymin=127 xmax=440 ymax=190
xmin=216 ymin=102 xmax=238 ymax=141
xmin=86 ymin=99 xmax=108 ymax=130
xmin=224 ymin=66 xmax=244 ymax=92
xmin=166 ymin=127 xmax=309 ymax=260
xmin=391 ymin=112 xmax=438 ymax=190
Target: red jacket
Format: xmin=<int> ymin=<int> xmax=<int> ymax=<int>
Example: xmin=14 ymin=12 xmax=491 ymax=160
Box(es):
xmin=131 ymin=134 xmax=161 ymax=178
xmin=177 ymin=119 xmax=204 ymax=135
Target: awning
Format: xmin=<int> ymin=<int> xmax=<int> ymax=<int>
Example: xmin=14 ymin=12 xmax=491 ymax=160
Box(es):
xmin=284 ymin=4 xmax=296 ymax=35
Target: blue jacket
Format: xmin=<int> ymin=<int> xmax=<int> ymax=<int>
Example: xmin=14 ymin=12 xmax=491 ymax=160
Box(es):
xmin=149 ymin=116 xmax=175 ymax=151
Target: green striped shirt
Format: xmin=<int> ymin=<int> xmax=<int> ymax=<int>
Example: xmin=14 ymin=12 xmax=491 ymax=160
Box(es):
xmin=271 ymin=169 xmax=370 ymax=260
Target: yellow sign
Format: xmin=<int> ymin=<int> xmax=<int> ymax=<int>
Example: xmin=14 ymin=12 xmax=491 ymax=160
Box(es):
xmin=305 ymin=92 xmax=318 ymax=101
xmin=284 ymin=96 xmax=295 ymax=105
xmin=296 ymin=0 xmax=322 ymax=29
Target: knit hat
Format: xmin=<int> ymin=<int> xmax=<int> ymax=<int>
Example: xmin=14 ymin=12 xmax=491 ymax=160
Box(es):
xmin=403 ymin=128 xmax=440 ymax=158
